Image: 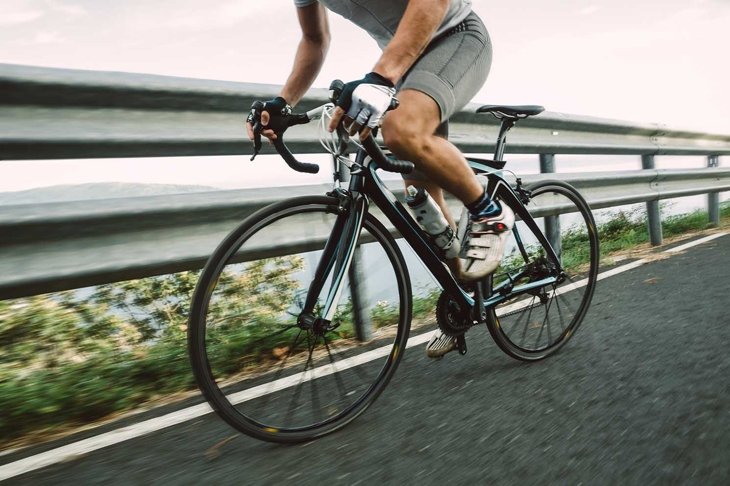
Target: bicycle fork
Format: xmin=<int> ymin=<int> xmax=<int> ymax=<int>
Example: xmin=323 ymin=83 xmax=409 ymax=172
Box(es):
xmin=298 ymin=191 xmax=368 ymax=334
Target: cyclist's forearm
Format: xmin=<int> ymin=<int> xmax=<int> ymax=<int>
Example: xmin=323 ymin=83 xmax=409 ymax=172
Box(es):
xmin=373 ymin=0 xmax=449 ymax=84
xmin=281 ymin=4 xmax=330 ymax=106
xmin=281 ymin=37 xmax=329 ymax=106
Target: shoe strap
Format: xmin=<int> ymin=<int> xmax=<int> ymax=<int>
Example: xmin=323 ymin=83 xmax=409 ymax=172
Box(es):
xmin=470 ymin=221 xmax=510 ymax=235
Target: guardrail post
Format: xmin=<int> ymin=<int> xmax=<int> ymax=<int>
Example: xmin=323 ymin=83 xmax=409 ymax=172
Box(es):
xmin=707 ymin=155 xmax=720 ymax=226
xmin=539 ymin=154 xmax=561 ymax=258
xmin=348 ymin=246 xmax=373 ymax=341
xmin=641 ymin=155 xmax=663 ymax=245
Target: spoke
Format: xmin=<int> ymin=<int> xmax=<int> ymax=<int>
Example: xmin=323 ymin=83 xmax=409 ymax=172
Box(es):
xmin=209 ymin=318 xmax=298 ymax=361
xmin=323 ymin=333 xmax=350 ymax=400
xmin=254 ymin=328 xmax=304 ymax=422
xmin=326 ymin=336 xmax=373 ymax=383
xmin=272 ymin=329 xmax=305 ymax=379
xmin=209 ymin=312 xmax=276 ymax=328
xmin=283 ymin=375 xmax=305 ymax=427
xmin=505 ymin=297 xmax=533 ymax=336
xmin=535 ymin=290 xmax=555 ymax=349
xmin=519 ymin=296 xmax=538 ymax=347
xmin=555 ymin=284 xmax=580 ymax=320
xmin=283 ymin=331 xmax=316 ymax=427
xmin=245 ymin=324 xmax=299 ymax=346
xmin=552 ymin=288 xmax=568 ymax=333
xmin=307 ymin=334 xmax=323 ymax=425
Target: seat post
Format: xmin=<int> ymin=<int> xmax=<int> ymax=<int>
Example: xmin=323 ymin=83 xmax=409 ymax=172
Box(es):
xmin=493 ymin=118 xmax=517 ymax=161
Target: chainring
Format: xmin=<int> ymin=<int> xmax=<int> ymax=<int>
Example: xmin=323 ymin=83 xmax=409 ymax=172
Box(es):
xmin=435 ymin=290 xmax=474 ymax=337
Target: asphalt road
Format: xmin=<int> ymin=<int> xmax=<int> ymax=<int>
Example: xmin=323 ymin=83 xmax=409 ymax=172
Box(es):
xmin=3 ymin=233 xmax=729 ymax=485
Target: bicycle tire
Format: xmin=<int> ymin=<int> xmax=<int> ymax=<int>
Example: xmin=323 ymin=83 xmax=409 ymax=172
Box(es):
xmin=486 ymin=180 xmax=599 ymax=360
xmin=188 ymin=195 xmax=412 ymax=443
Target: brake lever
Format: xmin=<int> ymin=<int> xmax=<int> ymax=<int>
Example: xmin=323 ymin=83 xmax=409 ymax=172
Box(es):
xmin=249 ymin=100 xmax=265 ymax=161
xmin=251 ymin=126 xmax=263 ymax=161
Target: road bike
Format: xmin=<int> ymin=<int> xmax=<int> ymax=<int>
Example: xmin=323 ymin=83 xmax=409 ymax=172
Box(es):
xmin=187 ymin=82 xmax=599 ymax=443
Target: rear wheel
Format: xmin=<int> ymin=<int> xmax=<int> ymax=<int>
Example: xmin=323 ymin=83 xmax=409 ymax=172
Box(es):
xmin=486 ymin=180 xmax=599 ymax=360
xmin=188 ymin=196 xmax=411 ymax=443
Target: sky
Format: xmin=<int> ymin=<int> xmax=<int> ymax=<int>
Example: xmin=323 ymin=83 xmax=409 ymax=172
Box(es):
xmin=0 ymin=0 xmax=729 ymax=193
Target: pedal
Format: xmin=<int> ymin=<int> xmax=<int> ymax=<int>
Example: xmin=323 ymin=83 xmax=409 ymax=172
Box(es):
xmin=455 ymin=335 xmax=467 ymax=355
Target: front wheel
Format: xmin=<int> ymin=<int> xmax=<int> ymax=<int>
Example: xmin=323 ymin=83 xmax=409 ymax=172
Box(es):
xmin=188 ymin=195 xmax=412 ymax=443
xmin=486 ymin=180 xmax=599 ymax=360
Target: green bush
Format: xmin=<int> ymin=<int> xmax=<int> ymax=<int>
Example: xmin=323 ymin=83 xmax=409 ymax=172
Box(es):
xmin=0 ymin=258 xmax=302 ymax=443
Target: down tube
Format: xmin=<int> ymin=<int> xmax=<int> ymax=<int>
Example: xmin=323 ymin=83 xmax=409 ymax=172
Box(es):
xmin=364 ymin=173 xmax=474 ymax=311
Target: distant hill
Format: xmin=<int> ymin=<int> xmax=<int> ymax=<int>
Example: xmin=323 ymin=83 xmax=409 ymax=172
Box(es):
xmin=0 ymin=182 xmax=220 ymax=205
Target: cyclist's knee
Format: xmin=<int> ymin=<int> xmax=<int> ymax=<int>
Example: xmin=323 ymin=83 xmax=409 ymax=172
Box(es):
xmin=382 ymin=118 xmax=429 ymax=159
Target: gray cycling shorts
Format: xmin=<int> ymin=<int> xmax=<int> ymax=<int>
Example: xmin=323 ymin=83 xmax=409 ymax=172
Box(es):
xmin=398 ymin=11 xmax=492 ymax=180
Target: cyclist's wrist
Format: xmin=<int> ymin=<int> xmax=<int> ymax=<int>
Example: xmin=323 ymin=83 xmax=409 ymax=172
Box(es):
xmin=370 ymin=61 xmax=401 ymax=86
xmin=264 ymin=96 xmax=292 ymax=116
xmin=365 ymin=71 xmax=396 ymax=88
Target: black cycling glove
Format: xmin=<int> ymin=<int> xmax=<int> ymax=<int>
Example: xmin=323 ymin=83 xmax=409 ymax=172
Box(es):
xmin=247 ymin=96 xmax=293 ymax=135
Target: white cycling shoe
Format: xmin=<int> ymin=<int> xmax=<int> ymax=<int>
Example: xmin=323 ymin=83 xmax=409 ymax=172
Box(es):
xmin=425 ymin=330 xmax=457 ymax=358
xmin=460 ymin=201 xmax=515 ymax=282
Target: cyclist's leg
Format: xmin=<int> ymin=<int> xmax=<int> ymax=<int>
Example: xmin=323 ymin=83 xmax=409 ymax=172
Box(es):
xmin=402 ymin=123 xmax=457 ymax=230
xmin=383 ymin=89 xmax=482 ymax=206
xmin=403 ymin=123 xmax=462 ymax=278
xmin=385 ymin=104 xmax=467 ymax=358
xmin=385 ymin=90 xmax=515 ymax=283
xmin=384 ymin=12 xmax=512 ymax=282
xmin=383 ymin=11 xmax=491 ymax=203
xmin=379 ymin=13 xmax=511 ymax=356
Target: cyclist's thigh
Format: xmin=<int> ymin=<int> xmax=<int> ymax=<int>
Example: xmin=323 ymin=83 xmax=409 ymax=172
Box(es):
xmin=399 ymin=11 xmax=492 ymax=123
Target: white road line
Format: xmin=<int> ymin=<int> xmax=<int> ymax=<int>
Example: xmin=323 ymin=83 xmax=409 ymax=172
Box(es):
xmin=0 ymin=331 xmax=438 ymax=482
xmin=1 ymin=231 xmax=726 ymax=481
xmin=0 ymin=404 xmax=213 ymax=482
xmin=665 ymin=232 xmax=727 ymax=253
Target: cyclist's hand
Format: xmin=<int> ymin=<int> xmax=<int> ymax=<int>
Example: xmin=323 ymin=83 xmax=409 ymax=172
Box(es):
xmin=328 ymin=72 xmax=396 ymax=139
xmin=246 ymin=96 xmax=292 ymax=142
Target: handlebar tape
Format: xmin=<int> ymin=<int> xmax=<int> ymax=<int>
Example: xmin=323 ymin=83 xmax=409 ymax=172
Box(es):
xmin=272 ymin=137 xmax=320 ymax=174
xmin=360 ymin=136 xmax=414 ymax=175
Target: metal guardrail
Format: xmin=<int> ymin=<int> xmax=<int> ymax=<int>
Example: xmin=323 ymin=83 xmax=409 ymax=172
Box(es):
xmin=1 ymin=170 xmax=727 ymax=300
xmin=3 ymin=63 xmax=730 ymax=159
xmin=0 ymin=64 xmax=728 ymax=300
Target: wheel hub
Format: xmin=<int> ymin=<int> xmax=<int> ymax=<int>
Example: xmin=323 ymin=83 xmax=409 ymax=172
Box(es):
xmin=297 ymin=312 xmax=336 ymax=336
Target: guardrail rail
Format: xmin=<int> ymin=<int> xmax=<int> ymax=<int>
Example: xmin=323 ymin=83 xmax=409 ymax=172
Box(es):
xmin=1 ymin=64 xmax=728 ymax=299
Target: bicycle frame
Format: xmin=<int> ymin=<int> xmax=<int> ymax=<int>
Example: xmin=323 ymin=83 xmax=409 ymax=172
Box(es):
xmin=301 ymin=147 xmax=562 ymax=326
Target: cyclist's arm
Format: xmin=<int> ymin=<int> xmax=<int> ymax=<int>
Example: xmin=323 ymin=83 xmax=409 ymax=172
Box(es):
xmin=281 ymin=3 xmax=331 ymax=106
xmin=372 ymin=0 xmax=449 ymax=84
xmin=326 ymin=0 xmax=449 ymax=134
xmin=247 ymin=3 xmax=329 ymax=141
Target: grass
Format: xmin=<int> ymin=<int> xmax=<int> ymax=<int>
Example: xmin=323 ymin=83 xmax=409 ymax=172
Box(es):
xmin=495 ymin=202 xmax=729 ymax=285
xmin=597 ymin=202 xmax=729 ymax=260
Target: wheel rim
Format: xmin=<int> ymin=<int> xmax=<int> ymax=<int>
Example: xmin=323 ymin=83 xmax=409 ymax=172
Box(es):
xmin=192 ymin=200 xmax=409 ymax=437
xmin=490 ymin=183 xmax=599 ymax=355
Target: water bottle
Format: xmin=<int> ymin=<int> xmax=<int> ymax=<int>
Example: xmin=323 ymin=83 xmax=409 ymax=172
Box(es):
xmin=405 ymin=186 xmax=460 ymax=259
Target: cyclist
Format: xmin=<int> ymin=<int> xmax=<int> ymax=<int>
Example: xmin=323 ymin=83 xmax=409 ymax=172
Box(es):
xmin=246 ymin=0 xmax=514 ymax=358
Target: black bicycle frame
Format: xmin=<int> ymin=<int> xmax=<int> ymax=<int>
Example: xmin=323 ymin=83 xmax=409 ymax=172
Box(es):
xmin=301 ymin=149 xmax=562 ymax=323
